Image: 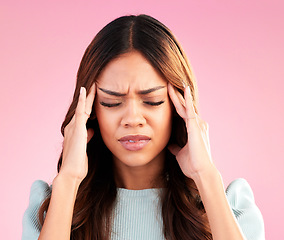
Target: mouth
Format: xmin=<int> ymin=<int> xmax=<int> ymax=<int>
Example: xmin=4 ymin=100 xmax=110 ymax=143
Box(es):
xmin=118 ymin=135 xmax=151 ymax=151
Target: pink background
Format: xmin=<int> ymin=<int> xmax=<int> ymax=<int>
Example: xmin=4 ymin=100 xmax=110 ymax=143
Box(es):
xmin=1 ymin=0 xmax=283 ymax=239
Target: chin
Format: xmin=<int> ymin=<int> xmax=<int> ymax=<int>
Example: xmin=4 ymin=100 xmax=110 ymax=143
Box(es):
xmin=113 ymin=152 xmax=160 ymax=168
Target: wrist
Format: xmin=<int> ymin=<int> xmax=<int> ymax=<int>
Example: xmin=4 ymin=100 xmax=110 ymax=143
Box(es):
xmin=53 ymin=172 xmax=82 ymax=192
xmin=190 ymin=164 xmax=222 ymax=188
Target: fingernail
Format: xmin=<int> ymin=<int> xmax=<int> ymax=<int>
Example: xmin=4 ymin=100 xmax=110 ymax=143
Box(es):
xmin=80 ymin=87 xmax=83 ymax=94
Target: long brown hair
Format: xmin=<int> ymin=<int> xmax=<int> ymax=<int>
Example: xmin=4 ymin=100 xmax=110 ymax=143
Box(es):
xmin=39 ymin=14 xmax=212 ymax=239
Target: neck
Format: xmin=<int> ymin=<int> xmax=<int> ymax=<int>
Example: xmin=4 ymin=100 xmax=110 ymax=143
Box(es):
xmin=113 ymin=151 xmax=166 ymax=190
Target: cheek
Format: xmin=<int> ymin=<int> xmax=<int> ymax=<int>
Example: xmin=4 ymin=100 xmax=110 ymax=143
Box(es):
xmin=151 ymin=102 xmax=173 ymax=133
xmin=95 ymin=109 xmax=119 ymax=154
xmin=162 ymin=100 xmax=173 ymax=122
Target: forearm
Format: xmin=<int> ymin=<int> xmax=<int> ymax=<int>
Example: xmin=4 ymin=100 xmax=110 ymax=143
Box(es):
xmin=192 ymin=166 xmax=246 ymax=240
xmin=38 ymin=174 xmax=80 ymax=240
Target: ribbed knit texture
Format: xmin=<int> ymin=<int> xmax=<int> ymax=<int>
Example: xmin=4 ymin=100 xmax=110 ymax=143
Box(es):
xmin=22 ymin=178 xmax=265 ymax=240
xmin=111 ymin=188 xmax=164 ymax=239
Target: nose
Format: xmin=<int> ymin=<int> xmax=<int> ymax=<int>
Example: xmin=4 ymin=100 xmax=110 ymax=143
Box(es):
xmin=121 ymin=100 xmax=146 ymax=128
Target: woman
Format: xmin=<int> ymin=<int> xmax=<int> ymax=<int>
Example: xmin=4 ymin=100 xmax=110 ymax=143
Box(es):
xmin=22 ymin=14 xmax=264 ymax=240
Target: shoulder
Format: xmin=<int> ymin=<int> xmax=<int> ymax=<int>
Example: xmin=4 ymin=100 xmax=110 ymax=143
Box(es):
xmin=28 ymin=180 xmax=52 ymax=201
xmin=22 ymin=180 xmax=52 ymax=240
xmin=225 ymin=178 xmax=265 ymax=240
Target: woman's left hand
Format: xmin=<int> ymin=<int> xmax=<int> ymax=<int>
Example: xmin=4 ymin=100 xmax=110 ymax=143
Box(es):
xmin=167 ymin=83 xmax=215 ymax=179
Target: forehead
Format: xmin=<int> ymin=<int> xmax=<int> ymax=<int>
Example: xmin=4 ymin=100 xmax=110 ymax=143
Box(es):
xmin=96 ymin=51 xmax=167 ymax=91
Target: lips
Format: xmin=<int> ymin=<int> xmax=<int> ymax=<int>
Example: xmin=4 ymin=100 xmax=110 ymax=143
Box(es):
xmin=118 ymin=135 xmax=151 ymax=151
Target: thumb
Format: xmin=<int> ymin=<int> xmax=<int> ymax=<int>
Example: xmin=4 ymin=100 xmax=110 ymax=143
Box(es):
xmin=167 ymin=144 xmax=181 ymax=157
xmin=87 ymin=128 xmax=95 ymax=143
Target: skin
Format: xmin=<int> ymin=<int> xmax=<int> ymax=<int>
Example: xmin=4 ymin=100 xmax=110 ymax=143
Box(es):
xmin=38 ymin=50 xmax=246 ymax=240
xmin=94 ymin=51 xmax=172 ymax=189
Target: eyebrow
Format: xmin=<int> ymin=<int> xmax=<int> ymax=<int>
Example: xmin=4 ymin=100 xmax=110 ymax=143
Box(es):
xmin=98 ymin=86 xmax=165 ymax=96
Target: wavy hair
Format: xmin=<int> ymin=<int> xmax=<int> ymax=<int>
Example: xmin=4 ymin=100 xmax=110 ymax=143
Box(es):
xmin=39 ymin=14 xmax=212 ymax=240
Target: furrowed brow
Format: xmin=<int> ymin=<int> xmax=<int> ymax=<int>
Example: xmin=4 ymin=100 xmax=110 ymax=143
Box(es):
xmin=98 ymin=85 xmax=166 ymax=96
xmin=98 ymin=88 xmax=127 ymax=97
xmin=138 ymin=86 xmax=165 ymax=95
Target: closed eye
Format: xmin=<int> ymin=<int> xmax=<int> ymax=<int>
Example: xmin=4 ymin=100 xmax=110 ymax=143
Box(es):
xmin=100 ymin=102 xmax=121 ymax=107
xmin=144 ymin=101 xmax=165 ymax=106
xmin=100 ymin=101 xmax=165 ymax=107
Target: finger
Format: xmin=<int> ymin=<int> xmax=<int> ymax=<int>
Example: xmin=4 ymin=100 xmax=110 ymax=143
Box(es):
xmin=184 ymin=86 xmax=197 ymax=119
xmin=75 ymin=87 xmax=88 ymax=124
xmin=183 ymin=86 xmax=205 ymax=135
xmin=168 ymin=83 xmax=187 ymax=119
xmin=201 ymin=123 xmax=212 ymax=158
xmin=85 ymin=83 xmax=96 ymax=117
xmin=168 ymin=83 xmax=186 ymax=107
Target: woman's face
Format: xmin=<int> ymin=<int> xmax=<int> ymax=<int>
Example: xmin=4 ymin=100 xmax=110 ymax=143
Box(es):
xmin=94 ymin=51 xmax=172 ymax=169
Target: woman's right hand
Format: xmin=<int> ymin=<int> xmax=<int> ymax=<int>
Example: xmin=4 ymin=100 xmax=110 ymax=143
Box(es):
xmin=59 ymin=83 xmax=96 ymax=183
